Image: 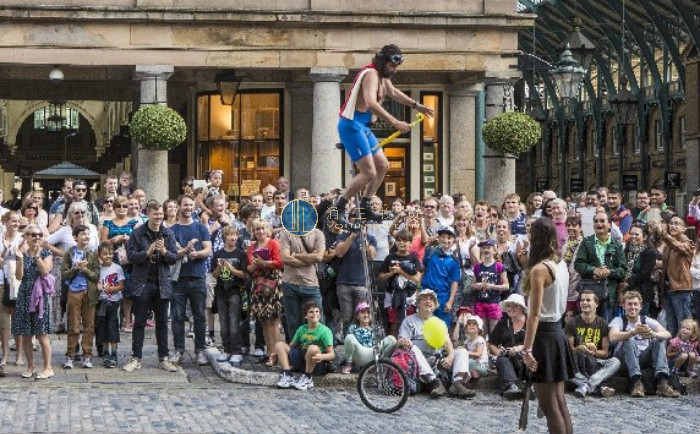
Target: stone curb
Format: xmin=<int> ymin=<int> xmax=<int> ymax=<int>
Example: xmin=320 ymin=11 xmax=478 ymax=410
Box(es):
xmin=206 ymin=348 xmax=700 ymax=395
xmin=204 ymin=348 xmax=357 ymax=388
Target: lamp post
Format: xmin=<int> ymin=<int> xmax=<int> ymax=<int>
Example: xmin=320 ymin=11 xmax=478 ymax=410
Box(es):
xmin=609 ymin=76 xmax=639 ymax=192
xmin=550 ymin=45 xmax=586 ymax=198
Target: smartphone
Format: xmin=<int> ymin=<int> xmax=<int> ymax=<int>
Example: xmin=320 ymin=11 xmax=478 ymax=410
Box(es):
xmin=647 ymin=208 xmax=662 ymax=224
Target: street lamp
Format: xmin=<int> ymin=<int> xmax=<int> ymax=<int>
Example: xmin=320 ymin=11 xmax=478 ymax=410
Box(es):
xmin=550 ymin=44 xmax=587 ymax=101
xmin=609 ymin=76 xmax=638 ymax=125
xmin=215 ymin=70 xmax=242 ymax=106
xmin=559 ymin=17 xmax=596 ymax=73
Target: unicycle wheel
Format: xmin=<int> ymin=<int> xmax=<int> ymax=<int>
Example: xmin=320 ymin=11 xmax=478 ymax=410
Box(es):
xmin=357 ymin=359 xmax=409 ymax=413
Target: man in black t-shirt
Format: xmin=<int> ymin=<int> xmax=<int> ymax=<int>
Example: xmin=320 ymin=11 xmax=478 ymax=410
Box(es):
xmin=565 ymin=290 xmax=620 ymax=398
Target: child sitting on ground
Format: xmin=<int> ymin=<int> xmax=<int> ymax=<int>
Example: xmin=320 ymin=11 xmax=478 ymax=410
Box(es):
xmin=275 ymin=301 xmax=335 ymax=390
xmin=96 ymin=242 xmax=125 ymax=368
xmin=667 ymin=318 xmax=699 ymax=377
xmin=461 ymin=314 xmax=489 ymax=380
xmin=341 ymin=301 xmax=396 ymax=374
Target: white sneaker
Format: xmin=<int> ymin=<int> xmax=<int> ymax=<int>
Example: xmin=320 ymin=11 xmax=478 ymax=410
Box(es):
xmin=159 ymin=358 xmax=179 ymax=372
xmin=63 ymin=357 xmax=73 ymax=369
xmin=276 ymin=373 xmax=296 ymax=389
xmin=251 ymin=348 xmax=265 ymax=357
xmin=196 ymin=352 xmax=209 ymax=366
xmin=82 ymin=357 xmax=93 ymax=369
xmin=169 ymin=351 xmax=184 ymax=364
xmin=122 ymin=357 xmax=141 ymax=372
xmin=575 ymin=384 xmax=590 ymax=398
xmin=293 ymin=375 xmax=314 ymax=390
xmin=229 ymin=354 xmax=243 ymax=365
xmin=216 ymin=353 xmax=231 ymax=363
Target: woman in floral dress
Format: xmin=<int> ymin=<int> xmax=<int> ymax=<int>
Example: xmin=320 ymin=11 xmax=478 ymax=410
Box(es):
xmin=11 ymin=224 xmax=54 ymax=379
xmin=246 ymin=219 xmax=283 ymax=366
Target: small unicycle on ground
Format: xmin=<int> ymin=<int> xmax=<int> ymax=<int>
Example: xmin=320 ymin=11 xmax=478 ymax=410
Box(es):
xmin=352 ymin=193 xmax=409 ymax=413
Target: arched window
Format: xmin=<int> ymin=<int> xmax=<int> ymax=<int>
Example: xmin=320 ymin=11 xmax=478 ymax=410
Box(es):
xmin=33 ymin=103 xmax=80 ymax=132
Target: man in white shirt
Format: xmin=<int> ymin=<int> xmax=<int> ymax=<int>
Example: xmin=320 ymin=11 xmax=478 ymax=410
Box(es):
xmin=609 ymin=290 xmax=679 ymax=398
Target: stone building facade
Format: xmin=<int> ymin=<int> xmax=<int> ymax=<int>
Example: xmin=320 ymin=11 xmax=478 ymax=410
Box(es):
xmin=0 ymin=0 xmax=531 ymax=202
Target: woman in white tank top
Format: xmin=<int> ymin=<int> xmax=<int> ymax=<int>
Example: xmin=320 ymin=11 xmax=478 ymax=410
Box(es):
xmin=521 ymin=217 xmax=574 ymax=434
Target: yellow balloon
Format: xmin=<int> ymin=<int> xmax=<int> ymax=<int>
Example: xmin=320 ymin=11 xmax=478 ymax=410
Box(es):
xmin=423 ymin=317 xmax=448 ymax=349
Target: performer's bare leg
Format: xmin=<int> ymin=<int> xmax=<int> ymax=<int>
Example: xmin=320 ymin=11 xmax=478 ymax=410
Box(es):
xmin=362 ymin=151 xmax=389 ymax=198
xmin=342 ymin=150 xmax=389 ymax=201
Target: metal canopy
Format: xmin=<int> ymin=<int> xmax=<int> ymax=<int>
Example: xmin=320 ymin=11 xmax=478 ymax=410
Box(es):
xmin=33 ymin=161 xmax=100 ymax=179
xmin=517 ymin=0 xmax=699 ymax=90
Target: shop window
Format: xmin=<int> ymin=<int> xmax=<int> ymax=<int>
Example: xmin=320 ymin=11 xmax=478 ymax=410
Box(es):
xmin=196 ymin=91 xmax=282 ymax=202
xmin=370 ymin=92 xmax=412 ymax=202
xmin=420 ymin=93 xmax=441 ymax=199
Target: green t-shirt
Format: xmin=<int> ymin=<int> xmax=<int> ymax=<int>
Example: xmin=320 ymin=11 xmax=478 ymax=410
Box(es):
xmin=292 ymin=323 xmax=333 ymax=352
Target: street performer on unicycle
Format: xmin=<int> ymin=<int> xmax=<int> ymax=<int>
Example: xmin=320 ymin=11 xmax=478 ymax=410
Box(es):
xmin=334 ymin=44 xmax=434 ymax=226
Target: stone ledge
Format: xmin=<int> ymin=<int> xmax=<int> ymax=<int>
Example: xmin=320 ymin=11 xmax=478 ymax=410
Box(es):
xmin=206 ymin=348 xmax=700 ymax=396
xmin=0 ymin=7 xmax=533 ymax=28
xmin=205 ymin=348 xmax=357 ymax=388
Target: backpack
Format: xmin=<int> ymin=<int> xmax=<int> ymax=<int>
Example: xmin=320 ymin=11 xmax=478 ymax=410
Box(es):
xmin=389 ymin=348 xmax=420 ymax=394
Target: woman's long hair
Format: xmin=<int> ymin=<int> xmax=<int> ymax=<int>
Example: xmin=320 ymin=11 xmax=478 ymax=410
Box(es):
xmin=528 ymin=217 xmax=558 ymax=268
xmin=523 ymin=217 xmax=558 ymax=294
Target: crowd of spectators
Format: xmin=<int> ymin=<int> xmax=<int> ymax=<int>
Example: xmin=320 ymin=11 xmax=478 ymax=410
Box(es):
xmin=0 ymin=174 xmax=698 ymax=400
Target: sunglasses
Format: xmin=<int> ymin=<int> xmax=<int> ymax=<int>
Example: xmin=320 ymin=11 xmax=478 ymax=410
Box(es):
xmin=186 ymin=183 xmax=193 ymax=187
xmin=104 ymin=200 xmax=114 ymax=204
xmin=114 ymin=204 xmax=127 ymax=209
xmin=28 ymin=232 xmax=43 ymax=238
xmin=74 ymin=188 xmax=87 ymax=192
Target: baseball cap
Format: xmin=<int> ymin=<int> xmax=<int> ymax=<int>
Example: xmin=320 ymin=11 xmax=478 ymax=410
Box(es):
xmin=436 ymin=225 xmax=455 ymax=237
xmin=478 ymin=239 xmax=495 ymax=248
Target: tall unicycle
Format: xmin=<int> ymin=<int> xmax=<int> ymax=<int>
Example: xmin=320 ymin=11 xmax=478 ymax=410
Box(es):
xmin=353 ymin=193 xmax=409 ymax=413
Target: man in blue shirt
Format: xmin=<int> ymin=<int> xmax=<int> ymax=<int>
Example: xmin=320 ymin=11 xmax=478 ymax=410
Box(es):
xmin=170 ymin=195 xmax=212 ymax=366
xmin=421 ymin=226 xmax=460 ymax=327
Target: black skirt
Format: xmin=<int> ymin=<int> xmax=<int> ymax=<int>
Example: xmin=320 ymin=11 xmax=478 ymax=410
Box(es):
xmin=531 ymin=321 xmax=575 ymax=384
xmin=2 ymin=278 xmax=16 ymax=308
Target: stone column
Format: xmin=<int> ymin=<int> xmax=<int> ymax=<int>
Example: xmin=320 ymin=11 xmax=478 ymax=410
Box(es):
xmin=133 ymin=65 xmax=173 ymax=203
xmin=447 ymin=83 xmax=481 ymax=201
xmin=309 ymin=67 xmax=347 ymax=196
xmin=287 ymin=82 xmax=314 ymax=192
xmin=484 ymin=80 xmax=516 ymax=204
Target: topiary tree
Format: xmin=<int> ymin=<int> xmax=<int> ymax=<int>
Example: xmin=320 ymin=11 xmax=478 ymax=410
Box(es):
xmin=482 ymin=111 xmax=541 ymax=156
xmin=129 ymin=105 xmax=186 ymax=150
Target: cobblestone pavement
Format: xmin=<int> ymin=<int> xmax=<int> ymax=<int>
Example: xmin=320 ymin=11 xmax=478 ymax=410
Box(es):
xmin=0 ymin=329 xmax=697 ymax=434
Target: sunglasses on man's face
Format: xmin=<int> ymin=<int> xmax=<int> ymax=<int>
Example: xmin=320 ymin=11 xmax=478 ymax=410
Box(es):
xmin=74 ymin=188 xmax=87 ymax=192
xmin=28 ymin=232 xmax=43 ymax=238
xmin=105 ymin=200 xmax=114 ymax=204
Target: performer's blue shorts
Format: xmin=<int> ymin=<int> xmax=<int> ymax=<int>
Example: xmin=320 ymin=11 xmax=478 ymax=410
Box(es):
xmin=337 ymin=110 xmax=379 ymax=162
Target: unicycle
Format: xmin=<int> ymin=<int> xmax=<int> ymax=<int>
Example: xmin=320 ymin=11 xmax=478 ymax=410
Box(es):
xmin=351 ymin=192 xmax=409 ymax=413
